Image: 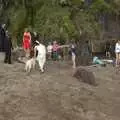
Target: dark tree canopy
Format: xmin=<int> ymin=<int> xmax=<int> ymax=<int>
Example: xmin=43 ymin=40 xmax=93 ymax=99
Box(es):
xmin=0 ymin=0 xmax=120 ymax=45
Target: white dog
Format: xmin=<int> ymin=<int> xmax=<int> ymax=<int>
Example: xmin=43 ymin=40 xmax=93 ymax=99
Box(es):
xmin=25 ymin=58 xmax=36 ymax=72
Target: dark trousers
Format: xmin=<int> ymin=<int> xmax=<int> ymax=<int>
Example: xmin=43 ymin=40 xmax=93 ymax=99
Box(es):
xmin=4 ymin=51 xmax=11 ymax=64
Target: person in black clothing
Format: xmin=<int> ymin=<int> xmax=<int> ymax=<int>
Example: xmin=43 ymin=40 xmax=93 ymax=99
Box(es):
xmin=105 ymin=41 xmax=111 ymax=58
xmin=69 ymin=42 xmax=77 ymax=68
xmin=30 ymin=32 xmax=39 ymax=58
xmin=4 ymin=31 xmax=13 ymax=64
xmin=0 ymin=24 xmax=6 ymax=52
xmin=110 ymin=40 xmax=116 ymax=58
xmin=31 ymin=32 xmax=39 ymax=47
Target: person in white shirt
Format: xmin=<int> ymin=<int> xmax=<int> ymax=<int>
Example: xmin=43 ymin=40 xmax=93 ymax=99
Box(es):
xmin=115 ymin=40 xmax=120 ymax=66
xmin=47 ymin=42 xmax=53 ymax=60
xmin=34 ymin=41 xmax=46 ymax=73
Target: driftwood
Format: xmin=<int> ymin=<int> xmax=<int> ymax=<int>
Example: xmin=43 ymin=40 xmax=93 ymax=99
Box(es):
xmin=73 ymin=66 xmax=97 ymax=86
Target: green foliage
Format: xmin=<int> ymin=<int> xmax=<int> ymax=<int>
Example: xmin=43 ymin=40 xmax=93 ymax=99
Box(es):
xmin=109 ymin=0 xmax=120 ymax=15
xmin=70 ymin=0 xmax=84 ymax=6
xmin=34 ymin=5 xmax=71 ymax=42
xmin=73 ymin=11 xmax=100 ymax=40
xmin=90 ymin=0 xmax=112 ymax=15
xmin=0 ymin=0 xmax=120 ymax=45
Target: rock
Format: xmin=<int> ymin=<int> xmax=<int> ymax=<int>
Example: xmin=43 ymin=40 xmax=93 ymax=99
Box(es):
xmin=73 ymin=66 xmax=97 ymax=86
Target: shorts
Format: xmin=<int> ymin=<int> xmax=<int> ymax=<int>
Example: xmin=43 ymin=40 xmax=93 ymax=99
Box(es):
xmin=53 ymin=51 xmax=58 ymax=60
xmin=115 ymin=51 xmax=120 ymax=54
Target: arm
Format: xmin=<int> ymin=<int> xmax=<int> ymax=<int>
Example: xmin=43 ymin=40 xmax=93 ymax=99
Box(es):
xmin=29 ymin=32 xmax=31 ymax=43
xmin=59 ymin=45 xmax=69 ymax=48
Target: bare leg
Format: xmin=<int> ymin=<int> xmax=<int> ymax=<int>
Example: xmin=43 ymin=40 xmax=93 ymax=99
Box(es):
xmin=106 ymin=52 xmax=107 ymax=57
xmin=116 ymin=53 xmax=119 ymax=67
xmin=72 ymin=55 xmax=76 ymax=68
xmin=108 ymin=52 xmax=111 ymax=58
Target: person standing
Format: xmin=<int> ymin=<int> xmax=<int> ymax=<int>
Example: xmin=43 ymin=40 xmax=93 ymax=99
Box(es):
xmin=115 ymin=40 xmax=120 ymax=66
xmin=22 ymin=28 xmax=31 ymax=58
xmin=0 ymin=24 xmax=13 ymax=64
xmin=47 ymin=42 xmax=53 ymax=60
xmin=110 ymin=40 xmax=116 ymax=58
xmin=52 ymin=41 xmax=60 ymax=61
xmin=105 ymin=41 xmax=111 ymax=58
xmin=4 ymin=31 xmax=13 ymax=64
xmin=0 ymin=24 xmax=6 ymax=52
xmin=31 ymin=31 xmax=39 ymax=47
xmin=30 ymin=32 xmax=39 ymax=58
xmin=70 ymin=43 xmax=77 ymax=68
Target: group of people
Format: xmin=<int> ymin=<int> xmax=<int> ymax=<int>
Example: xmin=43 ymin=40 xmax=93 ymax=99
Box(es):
xmin=22 ymin=28 xmax=77 ymax=69
xmin=105 ymin=40 xmax=120 ymax=66
xmin=47 ymin=41 xmax=77 ymax=68
xmin=21 ymin=29 xmax=120 ymax=69
xmin=47 ymin=41 xmax=65 ymax=61
xmin=1 ymin=24 xmax=120 ymax=69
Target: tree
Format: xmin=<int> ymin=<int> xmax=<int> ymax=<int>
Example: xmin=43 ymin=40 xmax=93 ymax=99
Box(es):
xmin=0 ymin=0 xmax=119 ymax=46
